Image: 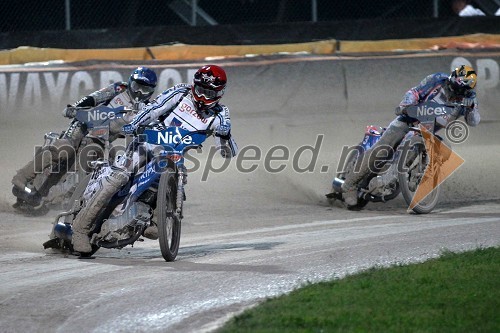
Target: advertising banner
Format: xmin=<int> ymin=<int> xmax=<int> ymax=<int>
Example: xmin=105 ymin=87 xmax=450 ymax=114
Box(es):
xmin=0 ymin=52 xmax=498 ymax=122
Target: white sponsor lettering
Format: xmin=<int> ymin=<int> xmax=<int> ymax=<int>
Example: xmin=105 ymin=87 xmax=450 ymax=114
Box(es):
xmin=24 ymin=73 xmax=42 ymax=108
xmin=158 ymin=69 xmax=182 ymax=92
xmin=187 ymin=69 xmax=198 ymax=83
xmin=69 ymin=71 xmax=93 ymax=102
xmin=100 ymin=71 xmax=123 ymax=87
xmin=157 ymin=131 xmax=192 ymax=145
xmin=417 ymin=105 xmax=446 ymax=117
xmin=43 ymin=72 xmax=68 ymax=107
xmin=0 ymin=69 xmax=195 ymax=114
xmin=137 ymin=164 xmax=155 ymax=185
xmin=88 ymin=110 xmax=116 ymax=122
xmin=477 ymin=59 xmax=499 ymax=90
xmin=0 ymin=73 xmax=19 ymax=113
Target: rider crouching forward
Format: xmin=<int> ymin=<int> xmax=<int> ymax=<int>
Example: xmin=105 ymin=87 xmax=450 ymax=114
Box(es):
xmin=342 ymin=65 xmax=480 ymax=207
xmin=71 ymin=65 xmax=238 ymax=254
xmin=11 ymin=67 xmax=158 ymax=208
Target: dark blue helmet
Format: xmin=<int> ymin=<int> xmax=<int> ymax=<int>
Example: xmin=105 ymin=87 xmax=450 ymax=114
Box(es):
xmin=128 ymin=67 xmax=157 ymax=102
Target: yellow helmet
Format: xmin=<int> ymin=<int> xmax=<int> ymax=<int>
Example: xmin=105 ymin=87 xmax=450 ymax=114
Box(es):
xmin=449 ymin=65 xmax=477 ymax=95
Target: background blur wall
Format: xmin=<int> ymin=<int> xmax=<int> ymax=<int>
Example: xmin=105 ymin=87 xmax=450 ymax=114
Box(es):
xmin=1 ymin=53 xmax=498 ymax=124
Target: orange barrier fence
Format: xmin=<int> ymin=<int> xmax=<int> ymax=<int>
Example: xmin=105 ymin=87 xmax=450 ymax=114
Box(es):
xmin=0 ymin=33 xmax=499 ymax=66
xmin=0 ymin=40 xmax=337 ymax=66
xmin=339 ymin=33 xmax=500 ymax=53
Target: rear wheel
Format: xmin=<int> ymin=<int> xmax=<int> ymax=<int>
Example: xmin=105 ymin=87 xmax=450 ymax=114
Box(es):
xmin=399 ymin=151 xmax=440 ymax=214
xmin=157 ymin=168 xmax=181 ymax=262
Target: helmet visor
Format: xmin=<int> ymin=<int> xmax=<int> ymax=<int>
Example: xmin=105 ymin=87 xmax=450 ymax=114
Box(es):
xmin=130 ymin=80 xmax=155 ymax=95
xmin=450 ymin=81 xmax=470 ymax=95
xmin=194 ymin=85 xmax=224 ymax=100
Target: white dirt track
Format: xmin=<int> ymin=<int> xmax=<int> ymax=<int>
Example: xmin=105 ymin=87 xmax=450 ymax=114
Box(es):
xmin=0 ymin=55 xmax=499 ymax=332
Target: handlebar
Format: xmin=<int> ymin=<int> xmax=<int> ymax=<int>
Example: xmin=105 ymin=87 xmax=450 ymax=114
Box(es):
xmin=135 ymin=125 xmax=210 ymax=136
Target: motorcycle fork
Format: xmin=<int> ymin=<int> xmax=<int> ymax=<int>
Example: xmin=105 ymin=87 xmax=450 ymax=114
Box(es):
xmin=175 ymin=170 xmax=184 ymax=217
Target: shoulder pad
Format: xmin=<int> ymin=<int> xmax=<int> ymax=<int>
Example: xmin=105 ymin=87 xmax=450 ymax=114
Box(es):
xmin=434 ymin=72 xmax=449 ymax=80
xmin=161 ymin=83 xmax=190 ymax=95
xmin=420 ymin=72 xmax=447 ymax=86
xmin=114 ymin=82 xmax=128 ymax=93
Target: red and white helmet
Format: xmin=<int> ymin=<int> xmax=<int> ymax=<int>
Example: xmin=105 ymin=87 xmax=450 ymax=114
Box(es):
xmin=192 ymin=65 xmax=227 ymax=110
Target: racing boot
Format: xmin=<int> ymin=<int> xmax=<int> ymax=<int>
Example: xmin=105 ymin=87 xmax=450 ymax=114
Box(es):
xmin=12 ymin=173 xmax=29 ymax=192
xmin=12 ymin=158 xmax=39 ymax=191
xmin=12 ymin=137 xmax=76 ymax=192
xmin=143 ymin=222 xmax=158 ymax=240
xmin=12 ymin=158 xmax=43 ymax=209
xmin=341 ymin=179 xmax=361 ymax=207
xmin=342 ymin=145 xmax=385 ymax=206
xmin=71 ymin=167 xmax=129 ymax=254
xmin=342 ymin=147 xmax=388 ymax=206
xmin=12 ymin=146 xmax=69 ymax=208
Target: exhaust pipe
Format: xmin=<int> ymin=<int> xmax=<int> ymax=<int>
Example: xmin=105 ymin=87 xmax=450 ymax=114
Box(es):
xmin=332 ymin=177 xmax=344 ymax=193
xmin=53 ymin=222 xmax=73 ymax=241
xmin=95 ymin=225 xmax=146 ymax=249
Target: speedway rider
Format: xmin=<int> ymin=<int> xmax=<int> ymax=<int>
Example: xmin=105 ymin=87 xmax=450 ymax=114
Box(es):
xmin=342 ymin=65 xmax=480 ymax=207
xmin=11 ymin=67 xmax=158 ymax=210
xmin=71 ymin=64 xmax=238 ymax=254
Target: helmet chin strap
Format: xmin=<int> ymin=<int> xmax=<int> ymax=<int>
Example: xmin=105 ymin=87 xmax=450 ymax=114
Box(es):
xmin=444 ymin=82 xmax=453 ymax=98
xmin=445 ymin=82 xmax=466 ymax=101
xmin=445 ymin=81 xmax=460 ymax=98
xmin=129 ymin=89 xmax=149 ymax=103
xmin=191 ymin=94 xmax=210 ymax=111
xmin=126 ymin=88 xmax=137 ymax=102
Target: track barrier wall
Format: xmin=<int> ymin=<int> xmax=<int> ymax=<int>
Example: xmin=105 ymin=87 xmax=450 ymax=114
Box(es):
xmin=0 ymin=51 xmax=498 ymax=121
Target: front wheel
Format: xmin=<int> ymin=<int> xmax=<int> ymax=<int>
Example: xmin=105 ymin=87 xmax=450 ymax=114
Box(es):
xmin=398 ymin=152 xmax=440 ymax=214
xmin=157 ymin=168 xmax=181 ymax=262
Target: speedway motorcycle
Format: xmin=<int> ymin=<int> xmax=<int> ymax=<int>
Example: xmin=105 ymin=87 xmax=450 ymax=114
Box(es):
xmin=12 ymin=105 xmax=125 ymax=215
xmin=43 ymin=126 xmax=208 ymax=262
xmin=327 ymin=101 xmax=457 ymax=214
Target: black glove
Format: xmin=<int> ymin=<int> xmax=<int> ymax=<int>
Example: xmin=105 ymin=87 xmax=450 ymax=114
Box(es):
xmin=395 ymin=106 xmax=405 ymax=115
xmin=132 ymin=102 xmax=145 ymax=112
xmin=122 ymin=123 xmax=137 ymax=135
xmin=453 ymin=104 xmax=468 ymax=117
xmin=62 ymin=105 xmax=77 ymax=118
xmin=462 ymin=97 xmax=476 ymax=108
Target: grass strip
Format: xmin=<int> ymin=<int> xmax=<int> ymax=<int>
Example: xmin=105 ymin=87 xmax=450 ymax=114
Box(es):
xmin=218 ymin=247 xmax=500 ymax=333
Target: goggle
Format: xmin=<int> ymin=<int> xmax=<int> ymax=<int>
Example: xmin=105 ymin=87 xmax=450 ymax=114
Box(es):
xmin=451 ymin=80 xmax=471 ymax=95
xmin=130 ymin=80 xmax=155 ymax=95
xmin=194 ymin=85 xmax=224 ymax=100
